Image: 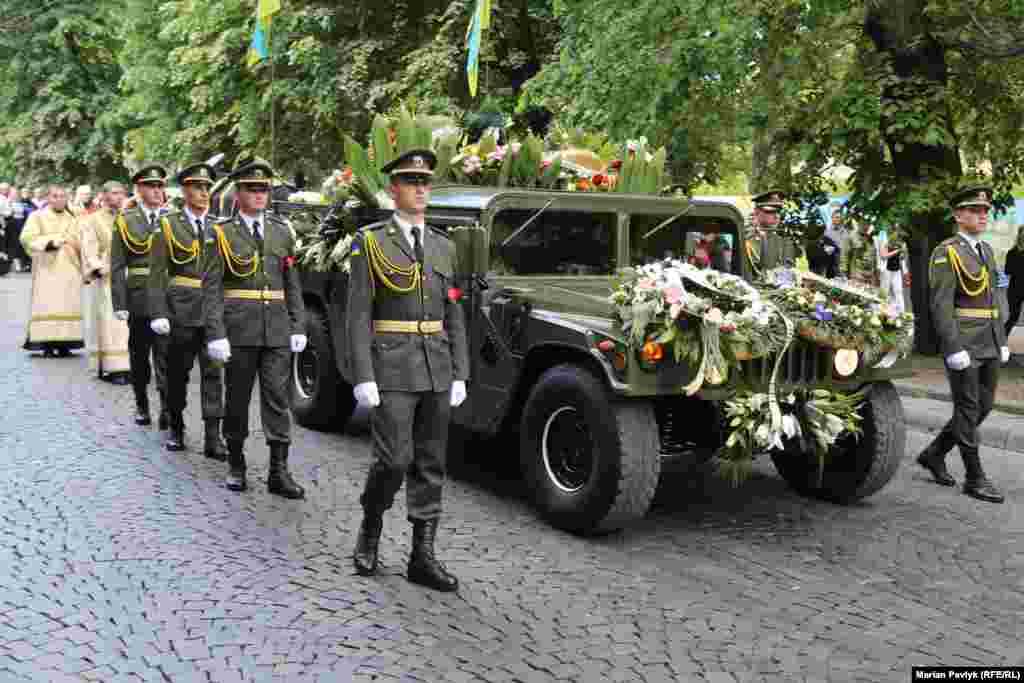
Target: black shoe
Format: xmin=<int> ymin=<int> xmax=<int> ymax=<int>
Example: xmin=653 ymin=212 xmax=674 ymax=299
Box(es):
xmin=353 ymin=513 xmax=384 ymax=576
xmin=225 ymin=444 xmax=247 ymax=492
xmin=267 ymin=443 xmax=305 ymax=499
xmin=134 ymin=393 xmax=151 ymax=426
xmin=963 ymin=478 xmax=1004 ymax=503
xmin=157 ymin=410 xmax=170 ymax=431
xmin=165 ymin=426 xmax=185 ymax=452
xmin=916 ymin=453 xmax=956 ymax=487
xmin=108 ymin=373 xmax=131 ymax=386
xmin=203 ymin=419 xmax=228 ymax=461
xmin=407 ymin=519 xmax=458 ymax=592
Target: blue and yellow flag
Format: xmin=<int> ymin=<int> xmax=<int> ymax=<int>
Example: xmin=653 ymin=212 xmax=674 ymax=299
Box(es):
xmin=465 ymin=0 xmax=491 ymax=97
xmin=248 ymin=0 xmax=281 ymax=67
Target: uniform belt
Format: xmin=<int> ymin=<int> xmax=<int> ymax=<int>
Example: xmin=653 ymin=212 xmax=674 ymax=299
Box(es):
xmin=170 ymin=275 xmax=202 ymax=288
xmin=223 ymin=289 xmax=285 ymax=301
xmin=373 ymin=320 xmax=444 ymax=334
xmin=954 ymin=307 xmax=999 ymax=319
xmin=127 ymin=266 xmax=150 ymax=277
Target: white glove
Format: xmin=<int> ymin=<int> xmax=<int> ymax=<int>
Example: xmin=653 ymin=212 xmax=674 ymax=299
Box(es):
xmin=207 ymin=338 xmax=231 ymax=363
xmin=114 ymin=310 xmax=130 ymax=321
xmin=1001 ymin=346 xmax=1011 ymax=364
xmin=150 ymin=318 xmax=171 ymax=335
xmin=290 ymin=334 xmax=308 ymax=353
xmin=450 ymin=380 xmax=467 ymax=407
xmin=353 ymin=381 xmax=380 ymax=408
xmin=945 ymin=350 xmax=971 ymax=371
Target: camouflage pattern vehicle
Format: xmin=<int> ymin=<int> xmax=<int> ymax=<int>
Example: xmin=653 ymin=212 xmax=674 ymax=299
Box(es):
xmin=292 ymin=185 xmax=911 ymax=534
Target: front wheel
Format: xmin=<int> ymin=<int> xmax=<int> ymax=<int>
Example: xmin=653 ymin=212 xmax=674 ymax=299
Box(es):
xmin=771 ymin=381 xmax=905 ymax=503
xmin=520 ymin=364 xmax=661 ymax=534
xmin=291 ymin=307 xmax=356 ymax=430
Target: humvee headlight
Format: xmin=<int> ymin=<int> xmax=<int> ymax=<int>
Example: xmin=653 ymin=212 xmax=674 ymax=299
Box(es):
xmin=640 ymin=341 xmax=664 ymax=364
xmin=834 ymin=348 xmax=859 ymax=377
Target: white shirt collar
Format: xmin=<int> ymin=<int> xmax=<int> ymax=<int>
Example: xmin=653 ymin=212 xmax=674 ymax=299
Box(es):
xmin=392 ymin=212 xmax=425 ymax=250
xmin=239 ymin=211 xmax=264 ymax=235
xmin=958 ymin=231 xmax=982 ymax=250
xmin=184 ymin=207 xmax=206 ymax=231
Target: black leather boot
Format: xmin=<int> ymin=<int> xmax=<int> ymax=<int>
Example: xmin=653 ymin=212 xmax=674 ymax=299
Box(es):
xmin=203 ymin=419 xmax=228 ymax=461
xmin=915 ymin=436 xmax=955 ymax=487
xmin=352 ymin=512 xmax=384 ymax=576
xmin=133 ymin=390 xmax=151 ymax=426
xmin=164 ymin=417 xmax=185 ymax=452
xmin=157 ymin=407 xmax=170 ymax=431
xmin=407 ymin=519 xmax=458 ymax=592
xmin=267 ymin=442 xmax=305 ymax=499
xmin=225 ymin=441 xmax=247 ymax=492
xmin=962 ymin=453 xmax=1003 ymax=503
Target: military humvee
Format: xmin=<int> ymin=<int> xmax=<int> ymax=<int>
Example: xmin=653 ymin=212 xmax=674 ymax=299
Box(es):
xmin=292 ymin=185 xmax=910 ymax=534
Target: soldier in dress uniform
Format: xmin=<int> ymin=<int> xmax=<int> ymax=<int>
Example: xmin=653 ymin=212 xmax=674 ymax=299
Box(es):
xmin=203 ymin=158 xmax=307 ymax=498
xmin=148 ymin=163 xmax=228 ymax=458
xmin=745 ymin=190 xmax=796 ymax=277
xmin=916 ymin=185 xmax=1011 ymax=504
xmin=111 ymin=165 xmax=171 ymax=428
xmin=348 ymin=149 xmax=469 ymax=592
xmin=840 ymin=219 xmax=881 ymax=287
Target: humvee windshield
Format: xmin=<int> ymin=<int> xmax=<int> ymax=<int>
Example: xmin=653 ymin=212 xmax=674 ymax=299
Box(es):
xmin=629 ymin=214 xmax=740 ymax=274
xmin=490 ymin=208 xmax=617 ymax=275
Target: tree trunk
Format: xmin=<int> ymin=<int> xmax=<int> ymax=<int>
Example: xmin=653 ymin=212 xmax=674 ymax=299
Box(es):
xmin=864 ymin=1 xmax=963 ymax=355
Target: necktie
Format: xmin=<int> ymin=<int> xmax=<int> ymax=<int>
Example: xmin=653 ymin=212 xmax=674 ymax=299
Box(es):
xmin=148 ymin=212 xmax=156 ymax=228
xmin=195 ymin=218 xmax=203 ymax=236
xmin=252 ymin=221 xmax=262 ymax=243
xmin=976 ymin=243 xmax=986 ymax=265
xmin=412 ymin=226 xmax=424 ymax=263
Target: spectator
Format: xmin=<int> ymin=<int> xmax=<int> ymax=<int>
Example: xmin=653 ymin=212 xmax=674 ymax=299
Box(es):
xmin=878 ymin=228 xmax=911 ymax=313
xmin=7 ymin=186 xmax=35 ymax=272
xmin=33 ymin=187 xmax=47 ymax=209
xmin=72 ymin=185 xmax=93 ymax=214
xmin=840 ymin=220 xmax=881 ymax=287
xmin=1004 ymin=226 xmax=1024 ymax=339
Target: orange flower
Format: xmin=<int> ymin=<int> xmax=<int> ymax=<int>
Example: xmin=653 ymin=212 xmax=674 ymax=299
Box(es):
xmin=577 ymin=179 xmax=592 ymax=191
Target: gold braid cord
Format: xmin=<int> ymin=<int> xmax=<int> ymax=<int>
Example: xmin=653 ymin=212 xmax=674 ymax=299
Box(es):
xmin=162 ymin=218 xmax=199 ymax=265
xmin=116 ymin=214 xmax=153 ymax=255
xmin=745 ymin=240 xmax=761 ymax=278
xmin=363 ymin=231 xmax=420 ymax=294
xmin=947 ymin=245 xmax=989 ymax=297
xmin=213 ymin=225 xmax=259 ymax=278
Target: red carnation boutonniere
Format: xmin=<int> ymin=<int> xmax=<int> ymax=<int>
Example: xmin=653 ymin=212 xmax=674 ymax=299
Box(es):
xmin=283 ymin=255 xmax=296 ymax=272
xmin=447 ymin=287 xmax=463 ymax=303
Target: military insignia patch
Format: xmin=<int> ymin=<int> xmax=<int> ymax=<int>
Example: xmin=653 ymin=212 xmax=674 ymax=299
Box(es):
xmin=933 ymin=258 xmax=947 ymax=265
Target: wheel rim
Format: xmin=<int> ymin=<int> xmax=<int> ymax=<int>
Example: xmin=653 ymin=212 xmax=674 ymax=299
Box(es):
xmin=541 ymin=406 xmax=595 ymax=493
xmin=293 ymin=346 xmax=319 ymax=400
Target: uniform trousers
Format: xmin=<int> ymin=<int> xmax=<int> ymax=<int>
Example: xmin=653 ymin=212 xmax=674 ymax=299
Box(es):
xmin=361 ymin=390 xmax=449 ymax=522
xmin=165 ymin=325 xmax=224 ymax=428
xmin=223 ymin=346 xmax=291 ymax=445
xmin=128 ymin=314 xmax=167 ymax=403
xmin=932 ymin=359 xmax=999 ymax=472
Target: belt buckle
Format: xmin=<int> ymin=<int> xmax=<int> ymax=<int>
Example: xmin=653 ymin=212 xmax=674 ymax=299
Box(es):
xmin=417 ymin=321 xmax=428 ymax=334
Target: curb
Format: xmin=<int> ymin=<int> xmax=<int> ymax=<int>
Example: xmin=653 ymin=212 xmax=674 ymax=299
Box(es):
xmin=894 ymin=384 xmax=1024 ymax=417
xmin=897 ymin=391 xmax=1024 ymax=455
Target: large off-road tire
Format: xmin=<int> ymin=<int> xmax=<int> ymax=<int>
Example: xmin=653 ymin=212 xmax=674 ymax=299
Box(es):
xmin=520 ymin=364 xmax=661 ymax=534
xmin=291 ymin=307 xmax=356 ymax=430
xmin=771 ymin=381 xmax=905 ymax=503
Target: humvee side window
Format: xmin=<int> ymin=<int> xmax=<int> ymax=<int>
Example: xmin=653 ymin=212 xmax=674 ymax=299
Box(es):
xmin=490 ymin=209 xmax=617 ymax=276
xmin=629 ymin=215 xmax=739 ymax=274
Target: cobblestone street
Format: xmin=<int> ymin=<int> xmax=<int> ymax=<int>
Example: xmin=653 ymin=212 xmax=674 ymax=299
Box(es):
xmin=0 ymin=273 xmax=1021 ymax=683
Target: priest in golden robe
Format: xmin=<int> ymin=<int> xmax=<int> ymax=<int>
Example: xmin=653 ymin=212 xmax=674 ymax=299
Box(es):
xmin=80 ymin=181 xmax=131 ymax=382
xmin=20 ymin=186 xmax=84 ymax=356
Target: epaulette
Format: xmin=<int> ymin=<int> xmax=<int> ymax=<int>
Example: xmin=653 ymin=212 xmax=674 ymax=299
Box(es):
xmin=361 ymin=220 xmax=390 ymax=233
xmin=266 ymin=212 xmax=287 ymax=225
xmin=213 ymin=216 xmax=235 ymax=225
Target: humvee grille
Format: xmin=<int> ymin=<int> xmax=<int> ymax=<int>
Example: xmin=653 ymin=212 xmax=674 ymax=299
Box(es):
xmin=737 ymin=342 xmax=833 ymax=386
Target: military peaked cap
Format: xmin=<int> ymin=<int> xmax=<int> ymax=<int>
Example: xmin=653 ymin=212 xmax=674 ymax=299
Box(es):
xmin=752 ymin=189 xmax=787 ymax=212
xmin=230 ymin=157 xmax=274 ymax=185
xmin=381 ymin=149 xmax=437 ymax=177
xmin=132 ymin=165 xmax=168 ymax=185
xmin=950 ymin=185 xmax=993 ymax=209
xmin=177 ymin=163 xmax=217 ymax=186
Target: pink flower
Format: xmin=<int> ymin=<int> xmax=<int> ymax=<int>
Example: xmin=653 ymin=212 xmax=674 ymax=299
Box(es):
xmin=663 ymin=285 xmax=684 ymax=305
xmin=705 ymin=307 xmax=724 ymax=325
xmin=636 ymin=278 xmax=656 ymax=291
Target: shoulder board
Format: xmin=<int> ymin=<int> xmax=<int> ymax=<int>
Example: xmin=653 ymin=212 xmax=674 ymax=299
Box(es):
xmin=428 ymin=225 xmax=451 ymax=240
xmin=266 ymin=212 xmax=287 ymax=225
xmin=213 ymin=216 xmax=234 ymax=225
xmin=361 ymin=220 xmax=390 ymax=233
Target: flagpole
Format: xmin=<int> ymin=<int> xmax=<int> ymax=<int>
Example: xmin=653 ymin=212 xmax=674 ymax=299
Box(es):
xmin=269 ymin=17 xmax=276 ymax=172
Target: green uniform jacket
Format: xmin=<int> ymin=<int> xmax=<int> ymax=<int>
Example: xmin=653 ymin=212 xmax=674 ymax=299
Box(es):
xmin=840 ymin=232 xmax=879 ymax=284
xmin=203 ymin=213 xmax=304 ymax=347
xmin=148 ymin=210 xmax=214 ymax=327
xmin=346 ymin=218 xmax=469 ymax=392
xmin=929 ymin=234 xmax=1008 ymax=360
xmin=111 ymin=206 xmax=163 ymax=316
